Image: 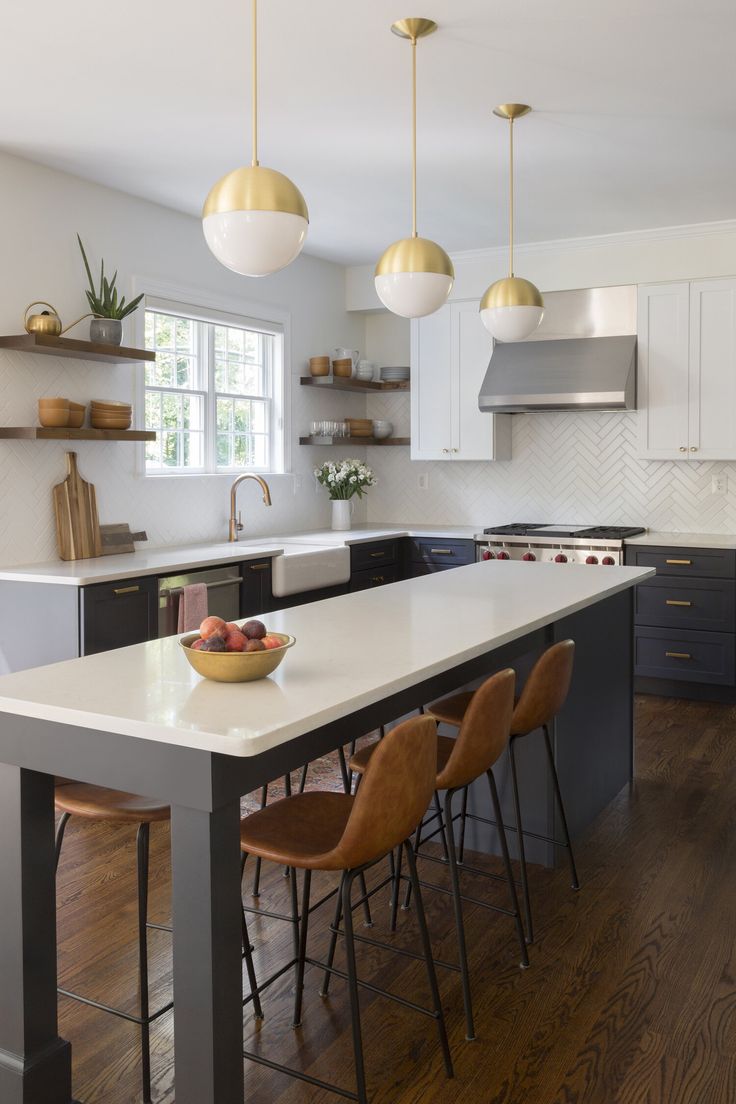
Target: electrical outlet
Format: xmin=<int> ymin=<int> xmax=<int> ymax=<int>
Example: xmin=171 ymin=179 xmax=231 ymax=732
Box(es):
xmin=711 ymin=473 xmax=728 ymax=495
xmin=418 ymin=472 xmax=429 ymax=491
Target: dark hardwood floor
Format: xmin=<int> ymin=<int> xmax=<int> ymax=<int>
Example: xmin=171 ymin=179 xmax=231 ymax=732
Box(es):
xmin=56 ymin=695 xmax=736 ymax=1103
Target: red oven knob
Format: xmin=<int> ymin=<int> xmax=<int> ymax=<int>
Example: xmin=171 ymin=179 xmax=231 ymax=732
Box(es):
xmin=602 ymin=555 xmax=616 ymax=565
xmin=522 ymin=552 xmax=536 ymax=561
xmin=482 ymin=549 xmax=494 ymax=560
xmin=497 ymin=550 xmax=510 ymax=560
xmin=585 ymin=555 xmax=599 ymax=564
xmin=554 ymin=553 xmax=568 ymax=563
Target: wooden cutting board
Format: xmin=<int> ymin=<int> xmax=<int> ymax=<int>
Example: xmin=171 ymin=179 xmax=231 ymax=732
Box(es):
xmin=100 ymin=524 xmax=148 ymax=555
xmin=52 ymin=452 xmax=102 ymax=561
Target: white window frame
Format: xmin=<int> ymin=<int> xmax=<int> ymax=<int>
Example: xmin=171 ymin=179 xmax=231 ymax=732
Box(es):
xmin=131 ymin=278 xmax=291 ymax=478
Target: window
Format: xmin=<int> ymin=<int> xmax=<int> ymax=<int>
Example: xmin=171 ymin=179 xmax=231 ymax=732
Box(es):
xmin=143 ymin=303 xmax=283 ymax=474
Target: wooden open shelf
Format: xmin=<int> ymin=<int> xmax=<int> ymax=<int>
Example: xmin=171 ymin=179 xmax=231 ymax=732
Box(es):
xmin=299 ymin=435 xmax=409 ymax=447
xmin=0 ymin=333 xmax=155 ymax=364
xmin=0 ymin=427 xmax=156 ymax=442
xmin=300 ymin=376 xmax=409 ymax=394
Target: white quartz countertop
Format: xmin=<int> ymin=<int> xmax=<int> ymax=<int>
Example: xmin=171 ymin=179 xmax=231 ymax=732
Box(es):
xmin=624 ymin=531 xmax=736 ymax=550
xmin=0 ymin=541 xmax=287 ymax=586
xmin=0 ymin=561 xmax=653 ymax=757
xmin=0 ymin=525 xmax=480 ymax=586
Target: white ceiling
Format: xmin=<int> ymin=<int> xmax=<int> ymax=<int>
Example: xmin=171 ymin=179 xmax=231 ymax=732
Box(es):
xmin=2 ymin=0 xmax=736 ymax=265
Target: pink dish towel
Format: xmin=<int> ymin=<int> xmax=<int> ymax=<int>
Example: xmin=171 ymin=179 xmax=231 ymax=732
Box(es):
xmin=177 ymin=583 xmax=208 ymax=633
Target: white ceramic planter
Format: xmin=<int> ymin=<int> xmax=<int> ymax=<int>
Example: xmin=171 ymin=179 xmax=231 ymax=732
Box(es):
xmin=331 ymin=499 xmax=354 ymax=531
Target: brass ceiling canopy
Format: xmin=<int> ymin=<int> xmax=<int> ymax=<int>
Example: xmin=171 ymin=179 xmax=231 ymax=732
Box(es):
xmin=390 ymin=18 xmax=438 ymax=40
xmin=492 ymin=103 xmax=532 ymax=121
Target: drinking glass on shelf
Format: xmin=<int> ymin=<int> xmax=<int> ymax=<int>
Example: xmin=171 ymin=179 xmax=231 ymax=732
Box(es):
xmin=311 ymin=420 xmax=320 ymax=437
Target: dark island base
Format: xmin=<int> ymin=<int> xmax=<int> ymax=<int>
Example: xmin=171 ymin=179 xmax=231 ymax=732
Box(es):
xmin=451 ymin=588 xmax=634 ymax=867
xmin=0 ymin=588 xmax=635 ymax=1103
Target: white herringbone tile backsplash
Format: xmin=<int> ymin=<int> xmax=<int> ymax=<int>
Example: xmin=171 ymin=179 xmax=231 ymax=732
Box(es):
xmin=365 ymin=394 xmax=736 ymax=533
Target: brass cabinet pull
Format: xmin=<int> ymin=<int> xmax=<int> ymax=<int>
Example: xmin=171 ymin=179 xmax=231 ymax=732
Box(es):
xmin=690 ymin=446 xmax=698 ymax=452
xmin=665 ymin=599 xmax=692 ymax=607
xmin=665 ymin=559 xmax=692 ymax=565
xmin=679 ymin=446 xmax=687 ymax=452
xmin=430 ymin=548 xmax=453 ymax=555
xmin=369 ymin=551 xmax=385 ymax=558
xmin=665 ymin=651 xmax=691 ymax=659
xmin=249 ymin=563 xmax=270 ymax=572
xmin=371 ymin=576 xmax=385 ymax=584
xmin=113 ymin=585 xmax=140 ymax=596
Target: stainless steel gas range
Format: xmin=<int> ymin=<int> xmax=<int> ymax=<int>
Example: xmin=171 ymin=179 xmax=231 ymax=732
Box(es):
xmin=475 ymin=523 xmax=645 ymax=566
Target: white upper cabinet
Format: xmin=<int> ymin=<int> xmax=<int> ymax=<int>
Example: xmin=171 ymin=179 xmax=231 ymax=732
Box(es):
xmin=637 ymin=279 xmax=736 ymax=460
xmin=688 ymin=279 xmax=736 ymax=460
xmin=411 ymin=300 xmax=511 ymax=461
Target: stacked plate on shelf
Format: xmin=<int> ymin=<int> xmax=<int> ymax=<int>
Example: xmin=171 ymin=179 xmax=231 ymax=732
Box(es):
xmin=380 ymin=366 xmax=410 ymax=382
xmin=90 ymin=400 xmax=132 ymax=430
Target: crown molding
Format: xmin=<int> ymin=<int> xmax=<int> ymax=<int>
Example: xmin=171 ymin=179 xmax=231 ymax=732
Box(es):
xmin=449 ymin=218 xmax=736 ymax=265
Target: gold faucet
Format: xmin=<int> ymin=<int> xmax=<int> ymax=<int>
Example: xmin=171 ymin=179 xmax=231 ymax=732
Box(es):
xmin=228 ymin=474 xmax=272 ymax=541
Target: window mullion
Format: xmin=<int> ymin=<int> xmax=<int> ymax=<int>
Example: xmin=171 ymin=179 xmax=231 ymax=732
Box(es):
xmin=205 ymin=322 xmax=216 ymax=474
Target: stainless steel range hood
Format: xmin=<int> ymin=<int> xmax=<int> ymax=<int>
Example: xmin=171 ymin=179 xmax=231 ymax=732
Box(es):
xmin=478 ymin=285 xmax=637 ymax=413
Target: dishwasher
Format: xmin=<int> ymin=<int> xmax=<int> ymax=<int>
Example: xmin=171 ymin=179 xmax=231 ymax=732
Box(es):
xmin=158 ymin=563 xmax=242 ymax=637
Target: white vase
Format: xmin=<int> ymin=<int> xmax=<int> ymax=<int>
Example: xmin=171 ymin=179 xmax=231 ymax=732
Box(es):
xmin=331 ymin=499 xmax=353 ymax=531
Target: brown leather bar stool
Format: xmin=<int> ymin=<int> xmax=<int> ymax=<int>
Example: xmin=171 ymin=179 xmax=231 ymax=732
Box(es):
xmin=239 ymin=714 xmax=453 ymax=1104
xmin=54 ymin=782 xmax=172 ymax=1104
xmin=349 ymin=669 xmax=527 ymax=1041
xmin=427 ymin=639 xmax=579 ymax=945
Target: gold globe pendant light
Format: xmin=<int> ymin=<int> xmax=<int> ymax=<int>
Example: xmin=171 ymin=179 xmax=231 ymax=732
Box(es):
xmin=374 ymin=18 xmax=454 ymax=318
xmin=202 ymin=0 xmax=308 ymax=277
xmin=480 ymin=104 xmax=544 ymax=341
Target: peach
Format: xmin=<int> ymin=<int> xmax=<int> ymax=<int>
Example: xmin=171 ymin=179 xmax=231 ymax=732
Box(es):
xmin=190 ymin=638 xmax=205 ymax=650
xmin=244 ymin=638 xmax=265 ymax=652
xmin=261 ymin=634 xmax=283 ymax=651
xmin=225 ymin=622 xmax=241 ymax=634
xmin=200 ymin=616 xmax=227 ymax=640
xmin=242 ymin=619 xmax=267 ymax=640
xmin=225 ymin=630 xmax=247 ymax=653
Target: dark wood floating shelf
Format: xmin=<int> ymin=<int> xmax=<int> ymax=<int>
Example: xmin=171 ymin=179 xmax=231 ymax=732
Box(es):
xmin=0 ymin=333 xmax=156 ymax=364
xmin=300 ymin=376 xmax=409 ymax=394
xmin=299 ymin=435 xmax=409 ymax=447
xmin=0 ymin=427 xmax=156 ymax=442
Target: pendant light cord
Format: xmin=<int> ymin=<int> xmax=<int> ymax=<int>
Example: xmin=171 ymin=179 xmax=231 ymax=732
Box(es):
xmin=251 ymin=0 xmax=259 ymax=166
xmin=508 ymin=116 xmax=514 ymax=277
xmin=411 ymin=34 xmax=418 ymax=238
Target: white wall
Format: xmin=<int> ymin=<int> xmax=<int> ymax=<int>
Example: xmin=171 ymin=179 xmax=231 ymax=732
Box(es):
xmin=352 ymin=221 xmax=736 ymax=534
xmin=0 ymin=152 xmax=367 ymax=565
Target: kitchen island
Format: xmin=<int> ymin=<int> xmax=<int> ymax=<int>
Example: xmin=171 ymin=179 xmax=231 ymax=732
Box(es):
xmin=0 ymin=559 xmax=652 ymax=1104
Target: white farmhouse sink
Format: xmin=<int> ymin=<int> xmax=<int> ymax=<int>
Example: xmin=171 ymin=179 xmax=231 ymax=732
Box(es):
xmin=271 ymin=543 xmax=351 ymax=598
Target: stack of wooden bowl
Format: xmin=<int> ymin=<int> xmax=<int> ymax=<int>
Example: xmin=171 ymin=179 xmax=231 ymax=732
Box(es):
xmin=347 ymin=418 xmax=373 ymax=438
xmin=309 ymin=355 xmax=330 ymax=377
xmin=38 ymin=398 xmax=87 ymax=428
xmin=332 ymin=357 xmax=353 ymax=378
xmin=90 ymin=400 xmax=132 ymax=430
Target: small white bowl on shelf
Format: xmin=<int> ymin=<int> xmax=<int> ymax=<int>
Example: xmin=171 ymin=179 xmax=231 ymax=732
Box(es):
xmin=372 ymin=421 xmax=394 ymax=439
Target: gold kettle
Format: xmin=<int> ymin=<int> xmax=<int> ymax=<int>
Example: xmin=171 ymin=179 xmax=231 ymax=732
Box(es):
xmin=24 ymin=301 xmax=91 ymax=337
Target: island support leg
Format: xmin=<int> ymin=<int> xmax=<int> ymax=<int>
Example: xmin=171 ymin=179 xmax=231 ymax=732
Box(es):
xmin=170 ymin=799 xmax=245 ymax=1104
xmin=0 ymin=765 xmax=74 ymax=1104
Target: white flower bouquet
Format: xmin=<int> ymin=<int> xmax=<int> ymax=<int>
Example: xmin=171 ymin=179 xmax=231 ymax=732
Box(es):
xmin=314 ymin=458 xmax=377 ymax=501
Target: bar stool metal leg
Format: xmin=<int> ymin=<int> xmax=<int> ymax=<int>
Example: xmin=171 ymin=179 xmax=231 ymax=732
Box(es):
xmin=458 ymin=787 xmax=469 ymax=865
xmin=319 ymin=873 xmax=345 ymax=999
xmin=342 ymin=870 xmax=369 ymax=1104
xmin=136 ymin=823 xmax=152 ymax=1104
xmin=442 ymin=789 xmax=475 ymax=1041
xmin=486 ymin=770 xmax=529 ymax=969
xmin=543 ymin=725 xmax=580 ymax=890
xmin=54 ymin=812 xmax=71 ymax=874
xmin=402 ymin=842 xmax=454 ymax=1078
xmin=508 ymin=738 xmax=534 ymax=944
xmin=293 ymin=869 xmax=312 ymax=1027
xmin=251 ymin=784 xmax=268 ymax=897
xmin=240 ymin=856 xmax=264 ymax=1021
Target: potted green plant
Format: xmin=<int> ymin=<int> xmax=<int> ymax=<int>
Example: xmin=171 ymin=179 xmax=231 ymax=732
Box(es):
xmin=77 ymin=235 xmax=144 ymax=346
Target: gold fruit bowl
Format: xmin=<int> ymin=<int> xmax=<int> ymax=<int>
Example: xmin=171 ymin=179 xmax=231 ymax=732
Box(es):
xmin=180 ymin=632 xmax=295 ymax=682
